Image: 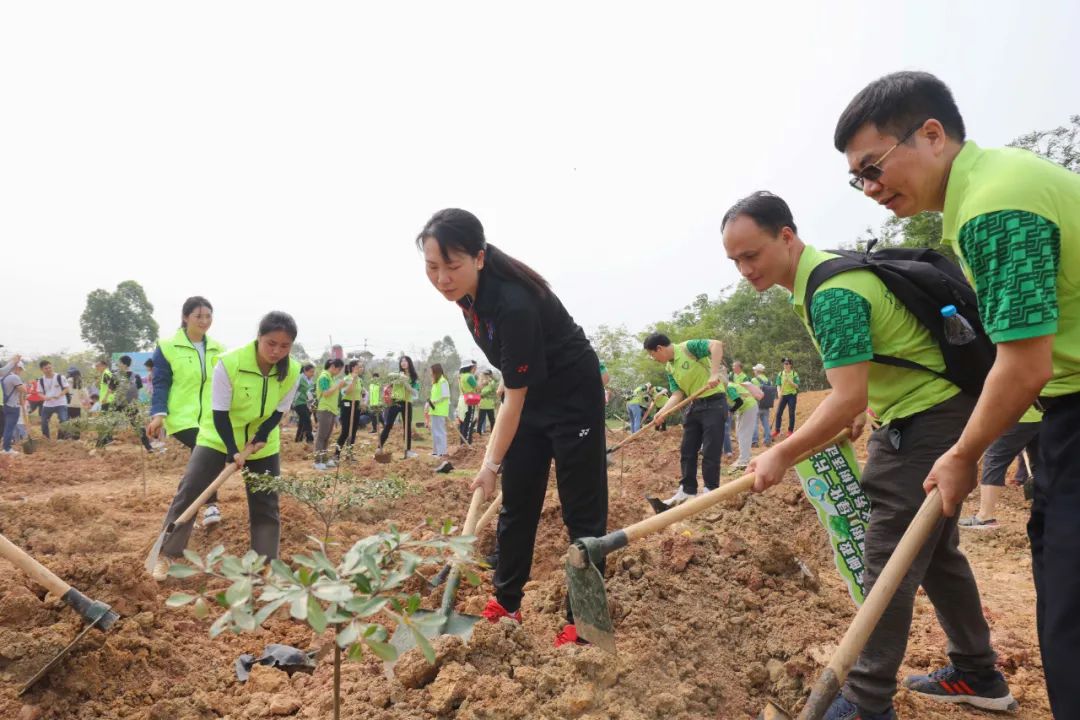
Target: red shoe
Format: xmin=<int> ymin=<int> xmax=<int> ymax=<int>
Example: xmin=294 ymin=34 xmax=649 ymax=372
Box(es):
xmin=554 ymin=624 xmax=589 ymax=647
xmin=481 ymin=598 xmax=522 ymax=624
xmin=770 ymin=429 xmax=780 ymax=439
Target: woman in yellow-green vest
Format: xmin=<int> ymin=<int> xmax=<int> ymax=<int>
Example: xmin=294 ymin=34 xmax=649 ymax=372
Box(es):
xmin=458 ymin=360 xmax=480 ymax=444
xmin=377 ymin=356 xmax=421 ymax=458
xmin=334 ymin=360 xmax=365 ymax=461
xmin=427 ymin=363 xmax=451 ymax=458
xmin=367 ymin=372 xmax=383 ymax=434
xmin=475 ymin=369 xmax=497 ymax=435
xmin=151 ymin=311 xmax=301 ymax=581
xmin=147 ymin=296 xmax=227 ymax=525
xmin=314 ymin=358 xmax=347 ymax=470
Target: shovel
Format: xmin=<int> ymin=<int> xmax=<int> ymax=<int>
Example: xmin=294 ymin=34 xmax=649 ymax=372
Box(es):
xmin=428 ymin=491 xmax=502 ymax=589
xmin=567 ymin=431 xmax=849 ymax=653
xmin=606 ymin=386 xmax=708 ymax=458
xmin=389 ymin=486 xmax=486 ymax=658
xmin=0 ymin=533 xmax=120 ymax=694
xmin=143 ymin=449 xmax=252 ymax=573
xmin=760 ymin=489 xmax=947 ymax=720
xmin=20 ymin=406 xmax=36 ymax=455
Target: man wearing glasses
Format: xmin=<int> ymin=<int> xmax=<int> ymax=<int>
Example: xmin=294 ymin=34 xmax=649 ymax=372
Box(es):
xmin=722 ymin=191 xmax=1013 ymax=720
xmin=835 ymin=70 xmax=1080 ymax=720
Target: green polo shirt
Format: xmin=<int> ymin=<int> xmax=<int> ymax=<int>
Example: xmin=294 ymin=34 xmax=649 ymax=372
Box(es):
xmin=943 ymin=141 xmax=1080 ymax=397
xmin=792 ymin=244 xmax=960 ymax=423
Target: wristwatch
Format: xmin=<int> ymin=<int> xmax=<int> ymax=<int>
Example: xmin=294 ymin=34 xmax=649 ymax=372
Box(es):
xmin=483 ymin=459 xmax=501 ymax=475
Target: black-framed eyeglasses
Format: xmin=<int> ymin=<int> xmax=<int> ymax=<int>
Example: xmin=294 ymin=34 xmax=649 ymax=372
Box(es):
xmin=848 ymin=124 xmax=922 ymax=191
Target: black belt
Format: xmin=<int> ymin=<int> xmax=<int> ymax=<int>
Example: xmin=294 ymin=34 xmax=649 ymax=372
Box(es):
xmin=1037 ymin=391 xmax=1080 ymax=413
xmin=691 ymin=394 xmax=727 ymax=407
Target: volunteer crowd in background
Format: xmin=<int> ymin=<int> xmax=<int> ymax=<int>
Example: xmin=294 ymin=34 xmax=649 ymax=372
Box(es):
xmin=5 ymin=67 xmax=1080 ymax=719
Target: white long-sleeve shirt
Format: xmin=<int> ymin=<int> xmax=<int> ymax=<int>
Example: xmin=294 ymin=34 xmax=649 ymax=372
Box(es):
xmin=211 ymin=362 xmax=300 ymax=413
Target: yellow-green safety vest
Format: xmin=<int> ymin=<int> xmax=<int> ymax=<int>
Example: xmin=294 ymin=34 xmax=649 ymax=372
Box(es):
xmin=343 ymin=375 xmax=364 ymax=402
xmin=196 ymin=342 xmax=301 ymax=460
xmin=158 ymin=328 xmax=226 ymax=435
xmin=98 ymin=370 xmax=114 ymax=405
xmin=316 ymin=370 xmax=341 ymax=414
xmin=430 ymin=377 xmax=451 ymax=417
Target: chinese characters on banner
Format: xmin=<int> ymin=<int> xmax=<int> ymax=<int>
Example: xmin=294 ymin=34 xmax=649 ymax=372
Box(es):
xmin=794 ymin=439 xmax=870 ymax=606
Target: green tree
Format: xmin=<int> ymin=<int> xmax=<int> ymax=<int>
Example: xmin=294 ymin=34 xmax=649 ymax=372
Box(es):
xmin=856 ymin=114 xmax=1080 ymax=258
xmin=79 ymin=281 xmax=159 ymax=354
xmin=1008 ymin=114 xmax=1080 ymax=173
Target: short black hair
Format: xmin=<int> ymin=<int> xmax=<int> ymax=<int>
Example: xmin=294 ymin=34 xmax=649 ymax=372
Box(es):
xmin=38 ymin=359 xmax=51 ymax=369
xmin=643 ymin=333 xmax=672 ymax=351
xmin=301 ymin=363 xmax=315 ymax=372
xmin=119 ymin=355 xmax=132 ymax=367
xmin=721 ymin=191 xmax=797 ymax=236
xmin=834 ymin=71 xmax=966 ymax=152
xmin=324 ymin=358 xmax=344 ymax=370
xmin=144 ymin=359 xmax=154 ymax=368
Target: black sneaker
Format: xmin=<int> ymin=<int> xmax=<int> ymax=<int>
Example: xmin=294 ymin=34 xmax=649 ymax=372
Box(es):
xmin=822 ymin=695 xmax=896 ymax=720
xmin=902 ymin=665 xmax=1018 ymax=712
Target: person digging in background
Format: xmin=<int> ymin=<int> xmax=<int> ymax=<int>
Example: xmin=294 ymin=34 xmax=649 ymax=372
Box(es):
xmin=428 ymin=362 xmax=451 ymax=464
xmin=1 ymin=361 xmax=27 ymax=454
xmin=419 ymin=207 xmax=608 ymax=647
xmin=750 ymin=363 xmax=775 ymax=447
xmin=643 ymin=333 xmax=730 ymax=507
xmin=377 ymin=356 xmax=421 ymax=460
xmin=116 ymin=355 xmax=153 ymax=453
xmin=723 ymin=189 xmax=1013 ymax=720
xmin=773 ymin=357 xmax=800 ymax=438
xmin=314 ymin=358 xmax=346 ymax=470
xmin=293 ymin=363 xmax=316 ymax=445
xmin=958 ymin=406 xmax=1041 ymax=530
xmin=37 ymin=359 xmax=69 ymax=439
xmin=835 ymin=70 xmax=1080 ymax=718
xmin=475 ymin=369 xmax=497 ymax=435
xmin=148 ymin=296 xmax=227 ymax=525
xmin=366 ymin=371 xmax=382 ymax=435
xmin=151 ymin=311 xmax=301 ymax=582
xmin=334 ymin=360 xmax=365 ymax=462
xmin=726 ymin=377 xmax=760 ymax=472
xmin=457 ymin=360 xmax=480 ymax=444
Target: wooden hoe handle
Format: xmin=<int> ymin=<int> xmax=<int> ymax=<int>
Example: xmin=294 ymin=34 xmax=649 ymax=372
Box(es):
xmin=609 ymin=385 xmax=711 ymax=453
xmin=626 ymin=429 xmax=851 ymax=544
xmin=0 ymin=532 xmax=71 ymax=597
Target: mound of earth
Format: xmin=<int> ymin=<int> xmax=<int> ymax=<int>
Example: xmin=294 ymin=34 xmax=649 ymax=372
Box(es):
xmin=0 ymin=392 xmax=1049 ymax=717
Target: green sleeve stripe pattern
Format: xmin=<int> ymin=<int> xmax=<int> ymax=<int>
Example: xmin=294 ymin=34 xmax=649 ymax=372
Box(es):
xmin=684 ymin=339 xmax=711 ymax=360
xmin=810 ymin=287 xmax=873 ymax=369
xmin=958 ymin=210 xmax=1060 ymax=343
xmin=666 ymin=373 xmax=679 ymax=394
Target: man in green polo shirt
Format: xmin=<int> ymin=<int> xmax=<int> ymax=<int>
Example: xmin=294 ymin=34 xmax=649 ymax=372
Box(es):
xmin=723 ymin=190 xmax=1013 ymax=720
xmin=643 ymin=334 xmax=728 ymax=506
xmin=834 ymin=71 xmax=1080 ymax=719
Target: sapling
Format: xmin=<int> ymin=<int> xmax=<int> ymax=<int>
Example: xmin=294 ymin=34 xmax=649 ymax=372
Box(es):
xmin=245 ymin=466 xmax=414 ymax=547
xmin=164 ymin=525 xmax=478 ymax=720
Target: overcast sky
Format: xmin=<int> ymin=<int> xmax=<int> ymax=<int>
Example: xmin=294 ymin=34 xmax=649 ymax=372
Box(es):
xmin=3 ymin=1 xmax=1078 ymax=363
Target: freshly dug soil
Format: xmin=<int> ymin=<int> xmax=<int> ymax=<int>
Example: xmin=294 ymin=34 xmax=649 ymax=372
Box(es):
xmin=0 ymin=392 xmax=1049 ymax=718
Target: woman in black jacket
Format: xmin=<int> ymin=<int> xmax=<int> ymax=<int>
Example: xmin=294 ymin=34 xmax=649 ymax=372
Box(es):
xmin=417 ymin=208 xmax=608 ymax=647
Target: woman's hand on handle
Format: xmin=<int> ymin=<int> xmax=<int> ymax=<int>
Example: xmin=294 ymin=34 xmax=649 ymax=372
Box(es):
xmin=235 ymin=442 xmax=265 ymax=470
xmin=469 ymin=465 xmax=498 ymax=501
xmin=146 ymin=415 xmax=164 ymax=437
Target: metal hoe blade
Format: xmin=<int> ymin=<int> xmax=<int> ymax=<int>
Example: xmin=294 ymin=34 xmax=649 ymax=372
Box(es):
xmin=756 ymin=700 xmax=793 ymax=720
xmin=19 ymin=601 xmax=114 ymax=695
xmin=565 ymin=542 xmax=616 ymax=653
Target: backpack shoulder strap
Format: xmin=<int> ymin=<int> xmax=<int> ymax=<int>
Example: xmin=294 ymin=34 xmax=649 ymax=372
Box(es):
xmin=803 ymin=253 xmax=869 ymax=332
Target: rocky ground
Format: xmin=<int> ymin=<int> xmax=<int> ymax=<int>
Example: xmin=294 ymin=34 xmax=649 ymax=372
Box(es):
xmin=0 ymin=391 xmax=1049 ymax=718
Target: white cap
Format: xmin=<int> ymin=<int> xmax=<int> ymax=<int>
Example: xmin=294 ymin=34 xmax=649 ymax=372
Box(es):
xmin=753 ymin=363 xmax=765 ymax=371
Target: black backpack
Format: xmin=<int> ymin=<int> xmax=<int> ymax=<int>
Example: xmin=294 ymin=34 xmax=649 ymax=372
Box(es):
xmin=804 ymin=243 xmax=995 ymax=397
xmin=757 ymin=382 xmax=777 ymax=409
